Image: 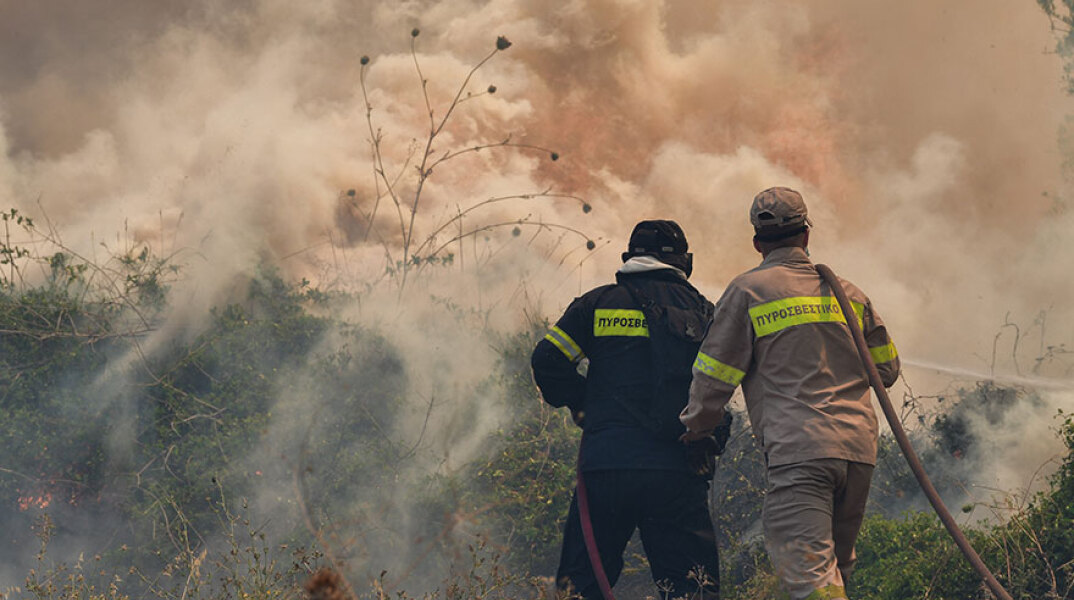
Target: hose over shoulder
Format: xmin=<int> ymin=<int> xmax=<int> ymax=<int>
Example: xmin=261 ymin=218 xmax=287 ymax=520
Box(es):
xmin=815 ymin=263 xmax=1012 ymax=600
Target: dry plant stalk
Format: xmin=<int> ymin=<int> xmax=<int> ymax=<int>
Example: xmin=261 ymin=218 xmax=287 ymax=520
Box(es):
xmin=355 ymin=31 xmax=593 ymax=293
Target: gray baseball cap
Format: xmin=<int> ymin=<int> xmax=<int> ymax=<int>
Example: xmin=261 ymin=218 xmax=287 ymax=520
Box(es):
xmin=750 ymin=187 xmax=812 ymax=240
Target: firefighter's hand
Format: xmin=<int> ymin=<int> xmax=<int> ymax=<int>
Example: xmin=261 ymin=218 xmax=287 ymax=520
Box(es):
xmin=680 ymin=427 xmax=711 ymax=443
xmin=679 ymin=412 xmax=733 ymax=444
xmin=712 ymin=412 xmax=733 ymax=455
xmin=685 ymin=437 xmax=719 ymax=479
xmin=683 ymin=413 xmax=733 ymax=479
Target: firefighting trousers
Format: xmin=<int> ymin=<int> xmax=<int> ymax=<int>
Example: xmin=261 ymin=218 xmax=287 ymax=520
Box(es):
xmin=556 ymin=469 xmax=720 ymax=600
xmin=762 ymin=459 xmax=873 ymax=600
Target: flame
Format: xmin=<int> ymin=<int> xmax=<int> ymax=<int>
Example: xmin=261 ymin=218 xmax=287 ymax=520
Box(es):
xmin=18 ymin=492 xmax=53 ymax=511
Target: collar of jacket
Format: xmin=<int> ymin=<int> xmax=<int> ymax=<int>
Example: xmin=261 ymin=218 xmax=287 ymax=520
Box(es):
xmin=759 ymin=245 xmax=811 ymax=268
xmin=617 ymin=255 xmax=687 ymax=279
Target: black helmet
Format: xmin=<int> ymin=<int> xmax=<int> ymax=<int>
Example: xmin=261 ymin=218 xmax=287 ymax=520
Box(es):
xmin=621 ymin=220 xmax=693 ymax=277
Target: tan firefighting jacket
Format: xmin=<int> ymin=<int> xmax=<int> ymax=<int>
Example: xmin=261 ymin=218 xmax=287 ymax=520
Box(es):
xmin=680 ymin=246 xmax=900 ymax=467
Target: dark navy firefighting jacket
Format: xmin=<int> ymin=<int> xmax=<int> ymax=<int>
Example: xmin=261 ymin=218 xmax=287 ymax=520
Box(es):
xmin=531 ymin=264 xmax=713 ymax=472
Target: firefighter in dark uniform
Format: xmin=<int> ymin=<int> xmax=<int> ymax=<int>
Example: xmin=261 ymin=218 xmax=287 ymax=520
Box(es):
xmin=531 ymin=220 xmax=730 ymax=600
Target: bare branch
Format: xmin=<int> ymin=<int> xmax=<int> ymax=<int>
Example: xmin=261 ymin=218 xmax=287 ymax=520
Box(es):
xmin=420 ymin=219 xmax=592 ymax=270
xmin=410 ymin=189 xmax=588 ymax=259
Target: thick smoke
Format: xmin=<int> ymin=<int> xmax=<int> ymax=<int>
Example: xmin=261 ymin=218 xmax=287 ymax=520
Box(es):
xmin=2 ymin=0 xmax=1073 ymax=591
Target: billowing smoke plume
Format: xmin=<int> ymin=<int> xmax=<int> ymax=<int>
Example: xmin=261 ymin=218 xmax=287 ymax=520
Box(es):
xmin=2 ymin=0 xmax=1073 ymax=591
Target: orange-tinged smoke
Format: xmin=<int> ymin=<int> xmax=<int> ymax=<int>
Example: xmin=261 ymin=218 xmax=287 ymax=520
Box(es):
xmin=1 ymin=0 xmax=1073 ymax=586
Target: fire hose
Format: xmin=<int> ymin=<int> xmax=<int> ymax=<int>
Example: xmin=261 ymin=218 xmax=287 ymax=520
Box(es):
xmin=816 ymin=263 xmax=1013 ymax=600
xmin=576 ymin=442 xmax=617 ymax=600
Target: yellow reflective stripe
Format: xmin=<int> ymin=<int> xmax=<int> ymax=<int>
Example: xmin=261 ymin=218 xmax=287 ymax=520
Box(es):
xmin=694 ymin=351 xmax=745 ymax=387
xmin=869 ymin=340 xmax=898 ymax=364
xmin=804 ymin=584 xmax=847 ymax=600
xmin=748 ymin=296 xmax=864 ymax=338
xmin=545 ymin=326 xmax=585 ymax=362
xmin=593 ymin=309 xmax=649 ymax=337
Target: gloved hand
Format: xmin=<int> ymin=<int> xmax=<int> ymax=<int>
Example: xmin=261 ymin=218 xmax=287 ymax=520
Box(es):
xmin=684 ymin=412 xmax=733 ymax=479
xmin=712 ymin=411 xmax=733 ymax=454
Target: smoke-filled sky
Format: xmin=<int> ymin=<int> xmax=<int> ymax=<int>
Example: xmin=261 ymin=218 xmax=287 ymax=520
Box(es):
xmin=3 ymin=0 xmax=1072 ymax=345
xmin=2 ymin=0 xmax=1074 ymax=587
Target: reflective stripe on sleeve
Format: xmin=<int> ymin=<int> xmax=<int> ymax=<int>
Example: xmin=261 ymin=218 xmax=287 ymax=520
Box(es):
xmin=545 ymin=326 xmax=585 ymax=363
xmin=694 ymin=351 xmax=746 ymax=387
xmin=593 ymin=309 xmax=649 ymax=337
xmin=748 ymin=296 xmax=864 ymax=338
xmin=869 ymin=341 xmax=898 ymax=364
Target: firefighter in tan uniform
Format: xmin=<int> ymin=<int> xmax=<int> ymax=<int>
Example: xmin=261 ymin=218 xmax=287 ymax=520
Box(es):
xmin=680 ymin=187 xmax=900 ymax=600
